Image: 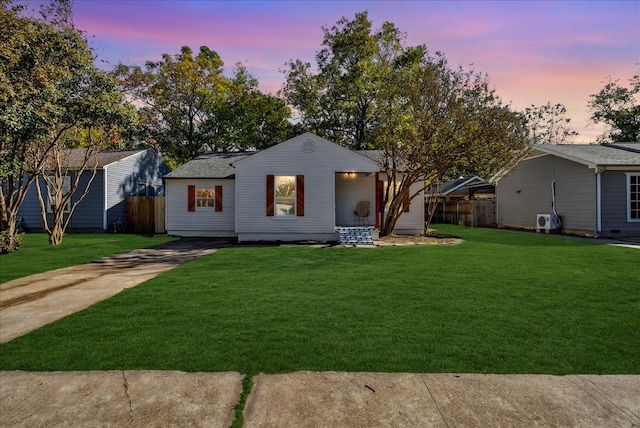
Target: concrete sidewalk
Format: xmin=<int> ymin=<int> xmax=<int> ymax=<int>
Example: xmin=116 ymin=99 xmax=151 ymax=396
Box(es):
xmin=1 ymin=371 xmax=638 ymax=427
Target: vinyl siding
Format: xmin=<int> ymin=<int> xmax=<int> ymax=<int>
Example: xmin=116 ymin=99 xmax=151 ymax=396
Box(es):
xmin=104 ymin=149 xmax=169 ymax=230
xmin=497 ymin=154 xmax=596 ymax=234
xmin=234 ymin=134 xmax=380 ymax=241
xmin=600 ymin=171 xmax=640 ymax=237
xmin=335 ymin=173 xmax=376 ymax=226
xmin=165 ymin=179 xmax=236 ymax=237
xmin=18 ymin=171 xmax=105 ymax=232
xmin=393 ymin=180 xmax=426 ymax=234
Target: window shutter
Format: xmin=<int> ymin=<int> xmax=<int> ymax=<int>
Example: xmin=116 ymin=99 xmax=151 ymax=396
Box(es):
xmin=296 ymin=175 xmax=304 ymax=216
xmin=188 ymin=185 xmax=195 ymax=212
xmin=266 ymin=175 xmax=274 ymax=216
xmin=375 ymin=173 xmax=383 ymax=229
xmin=215 ymin=185 xmax=223 ymax=212
xmin=403 ymin=189 xmax=410 ymax=212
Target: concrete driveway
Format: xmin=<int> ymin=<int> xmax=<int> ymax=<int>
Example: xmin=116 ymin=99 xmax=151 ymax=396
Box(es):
xmin=0 ymin=238 xmax=230 ymax=343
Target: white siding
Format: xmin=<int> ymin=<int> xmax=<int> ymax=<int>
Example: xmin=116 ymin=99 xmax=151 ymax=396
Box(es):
xmin=335 ymin=173 xmax=376 ymax=226
xmin=234 ymin=134 xmax=380 ymax=241
xmin=394 ymin=180 xmax=426 ymax=234
xmin=165 ymin=179 xmax=236 ymax=237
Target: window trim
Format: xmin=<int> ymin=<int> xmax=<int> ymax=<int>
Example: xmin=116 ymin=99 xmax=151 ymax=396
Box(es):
xmin=266 ymin=175 xmax=304 ymax=217
xmin=275 ymin=175 xmax=297 ymax=216
xmin=627 ymin=173 xmax=640 ymax=222
xmin=188 ymin=184 xmax=222 ymax=212
xmin=46 ymin=175 xmax=71 ymax=214
xmin=196 ymin=188 xmax=216 ymax=209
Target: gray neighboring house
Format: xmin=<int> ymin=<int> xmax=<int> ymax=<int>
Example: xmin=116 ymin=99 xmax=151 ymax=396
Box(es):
xmin=496 ymin=143 xmax=640 ymax=238
xmin=18 ymin=148 xmax=170 ymax=232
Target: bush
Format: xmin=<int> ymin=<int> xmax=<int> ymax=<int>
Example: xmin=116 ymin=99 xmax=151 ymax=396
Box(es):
xmin=0 ymin=231 xmax=23 ymax=254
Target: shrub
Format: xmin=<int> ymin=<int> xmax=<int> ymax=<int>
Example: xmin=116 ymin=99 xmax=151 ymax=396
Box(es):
xmin=0 ymin=231 xmax=23 ymax=254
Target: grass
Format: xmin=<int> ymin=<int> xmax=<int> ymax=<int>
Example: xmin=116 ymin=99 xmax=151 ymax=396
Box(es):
xmin=0 ymin=233 xmax=177 ymax=283
xmin=0 ymin=225 xmax=638 ymax=376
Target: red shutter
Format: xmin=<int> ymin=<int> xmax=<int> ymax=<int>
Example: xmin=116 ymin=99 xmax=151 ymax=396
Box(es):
xmin=375 ymin=173 xmax=383 ymax=229
xmin=403 ymin=189 xmax=410 ymax=212
xmin=266 ymin=175 xmax=274 ymax=216
xmin=188 ymin=185 xmax=196 ymax=212
xmin=296 ymin=175 xmax=304 ymax=216
xmin=215 ymin=185 xmax=223 ymax=212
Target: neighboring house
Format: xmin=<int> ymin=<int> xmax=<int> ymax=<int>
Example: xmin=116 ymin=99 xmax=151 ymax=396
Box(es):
xmin=18 ymin=148 xmax=170 ymax=232
xmin=164 ymin=133 xmax=425 ymax=241
xmin=425 ymin=176 xmax=489 ymax=202
xmin=496 ymin=143 xmax=640 ymax=238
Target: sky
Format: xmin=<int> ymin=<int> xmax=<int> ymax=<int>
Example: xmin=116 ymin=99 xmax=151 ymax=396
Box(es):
xmin=67 ymin=0 xmax=640 ymax=143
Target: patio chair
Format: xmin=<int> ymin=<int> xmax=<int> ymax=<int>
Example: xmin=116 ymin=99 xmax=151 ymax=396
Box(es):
xmin=353 ymin=201 xmax=370 ymax=225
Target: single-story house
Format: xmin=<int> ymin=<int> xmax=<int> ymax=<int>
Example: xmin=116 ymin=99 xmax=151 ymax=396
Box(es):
xmin=164 ymin=133 xmax=425 ymax=241
xmin=425 ymin=176 xmax=490 ymax=202
xmin=495 ymin=143 xmax=640 ymax=238
xmin=18 ymin=148 xmax=170 ymax=232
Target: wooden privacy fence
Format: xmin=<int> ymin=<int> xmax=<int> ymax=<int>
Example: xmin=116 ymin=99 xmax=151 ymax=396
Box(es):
xmin=432 ymin=200 xmax=496 ymax=227
xmin=126 ymin=196 xmax=165 ymax=234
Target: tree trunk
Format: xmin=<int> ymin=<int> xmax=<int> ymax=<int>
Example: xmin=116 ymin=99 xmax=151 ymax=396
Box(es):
xmin=49 ymin=223 xmax=64 ymax=245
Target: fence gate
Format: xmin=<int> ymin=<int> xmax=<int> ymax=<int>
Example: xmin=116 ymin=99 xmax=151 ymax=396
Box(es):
xmin=126 ymin=196 xmax=165 ymax=234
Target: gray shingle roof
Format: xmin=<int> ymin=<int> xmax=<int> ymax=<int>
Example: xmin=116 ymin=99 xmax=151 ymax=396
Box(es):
xmin=46 ymin=148 xmax=148 ymax=168
xmin=534 ymin=143 xmax=640 ymax=167
xmin=164 ymin=151 xmax=256 ymax=179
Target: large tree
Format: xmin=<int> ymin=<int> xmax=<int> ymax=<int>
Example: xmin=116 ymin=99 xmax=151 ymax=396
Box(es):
xmin=281 ymin=12 xmax=529 ymax=235
xmin=205 ymin=65 xmax=298 ymax=151
xmin=114 ymin=46 xmax=228 ymax=166
xmin=0 ymin=0 xmax=133 ymax=250
xmin=116 ymin=48 xmax=295 ymax=166
xmin=376 ymin=47 xmax=529 ymax=234
xmin=588 ymin=72 xmax=640 ymax=143
xmin=524 ymin=102 xmax=578 ymax=144
xmin=280 ymin=11 xmax=404 ymax=149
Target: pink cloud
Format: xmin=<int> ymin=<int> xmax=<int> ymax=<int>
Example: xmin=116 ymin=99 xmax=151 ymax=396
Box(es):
xmin=73 ymin=0 xmax=638 ymax=143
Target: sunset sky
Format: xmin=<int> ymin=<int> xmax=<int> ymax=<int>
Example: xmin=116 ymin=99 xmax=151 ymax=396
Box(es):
xmin=68 ymin=0 xmax=639 ymax=143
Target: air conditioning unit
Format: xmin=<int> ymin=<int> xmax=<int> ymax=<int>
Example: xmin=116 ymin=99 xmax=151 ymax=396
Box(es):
xmin=536 ymin=214 xmax=560 ymax=233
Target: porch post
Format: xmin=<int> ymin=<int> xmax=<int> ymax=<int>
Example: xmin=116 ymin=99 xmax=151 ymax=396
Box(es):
xmin=375 ymin=172 xmax=382 ymax=229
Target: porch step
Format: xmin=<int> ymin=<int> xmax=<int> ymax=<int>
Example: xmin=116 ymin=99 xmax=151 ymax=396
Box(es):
xmin=335 ymin=226 xmax=376 ymax=246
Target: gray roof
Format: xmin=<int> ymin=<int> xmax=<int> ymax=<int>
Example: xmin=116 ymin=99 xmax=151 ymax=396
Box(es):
xmin=534 ymin=143 xmax=640 ymax=167
xmin=46 ymin=148 xmax=148 ymax=168
xmin=164 ymin=151 xmax=255 ymax=179
xmin=356 ymin=150 xmax=383 ymax=163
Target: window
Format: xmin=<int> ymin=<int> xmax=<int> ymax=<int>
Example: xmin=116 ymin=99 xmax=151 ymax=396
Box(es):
xmin=196 ymin=188 xmax=216 ymax=208
xmin=134 ymin=181 xmax=148 ymax=196
xmin=46 ymin=175 xmax=71 ymax=213
xmin=187 ymin=185 xmax=222 ymax=212
xmin=275 ymin=176 xmax=296 ymax=216
xmin=266 ymin=175 xmax=304 ymax=217
xmin=628 ymin=173 xmax=640 ymax=222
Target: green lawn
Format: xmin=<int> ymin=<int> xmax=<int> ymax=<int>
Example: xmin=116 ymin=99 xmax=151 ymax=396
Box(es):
xmin=0 ymin=225 xmax=638 ymax=376
xmin=0 ymin=233 xmax=177 ymax=283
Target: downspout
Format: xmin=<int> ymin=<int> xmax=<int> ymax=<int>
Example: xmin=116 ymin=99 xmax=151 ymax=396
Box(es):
xmin=595 ymin=168 xmax=602 ymax=238
xmin=103 ymin=165 xmax=108 ymax=230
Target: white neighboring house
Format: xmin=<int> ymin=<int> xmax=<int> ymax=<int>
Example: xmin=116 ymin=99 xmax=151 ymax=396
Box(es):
xmin=164 ymin=133 xmax=425 ymax=241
